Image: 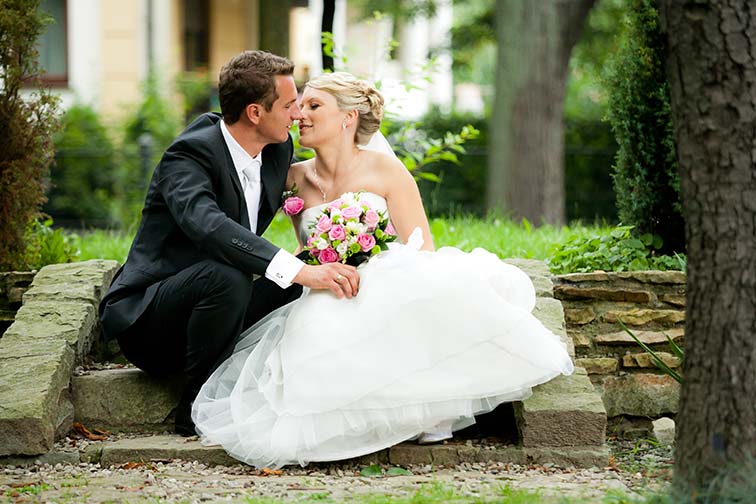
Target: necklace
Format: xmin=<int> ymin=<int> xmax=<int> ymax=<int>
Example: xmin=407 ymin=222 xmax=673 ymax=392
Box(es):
xmin=312 ymin=165 xmax=327 ymax=202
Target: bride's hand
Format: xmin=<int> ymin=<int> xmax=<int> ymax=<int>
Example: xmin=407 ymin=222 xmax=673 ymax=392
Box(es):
xmin=293 ymin=263 xmax=360 ymax=299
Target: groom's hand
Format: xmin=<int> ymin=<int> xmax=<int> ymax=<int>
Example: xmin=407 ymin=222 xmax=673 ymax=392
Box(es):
xmin=294 ymin=264 xmax=360 ymax=299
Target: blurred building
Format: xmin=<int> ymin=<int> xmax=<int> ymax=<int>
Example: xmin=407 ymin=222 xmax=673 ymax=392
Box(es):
xmin=36 ymin=0 xmax=452 ymax=121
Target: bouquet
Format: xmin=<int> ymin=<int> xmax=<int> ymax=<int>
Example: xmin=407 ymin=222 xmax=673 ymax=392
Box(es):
xmin=305 ymin=192 xmax=396 ymax=266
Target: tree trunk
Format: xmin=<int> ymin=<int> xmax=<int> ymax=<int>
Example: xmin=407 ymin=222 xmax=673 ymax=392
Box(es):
xmin=487 ymin=0 xmax=595 ymax=225
xmin=321 ymin=0 xmax=335 ymax=72
xmin=259 ymin=0 xmax=290 ymax=56
xmin=661 ymin=0 xmax=756 ymax=493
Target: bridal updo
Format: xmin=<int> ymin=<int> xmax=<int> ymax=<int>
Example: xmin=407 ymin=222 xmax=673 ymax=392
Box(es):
xmin=305 ymin=72 xmax=384 ymax=146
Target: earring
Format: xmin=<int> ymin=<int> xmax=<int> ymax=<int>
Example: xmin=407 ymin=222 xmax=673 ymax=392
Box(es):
xmin=342 ymin=121 xmax=347 ymax=130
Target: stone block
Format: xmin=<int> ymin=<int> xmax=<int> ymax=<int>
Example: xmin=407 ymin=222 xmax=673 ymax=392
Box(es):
xmin=616 ymin=271 xmax=686 ymax=284
xmin=504 ymin=259 xmax=553 ymax=298
xmin=575 ymin=357 xmax=618 ymax=375
xmin=602 ymin=373 xmax=680 ymax=417
xmin=5 ymin=302 xmax=96 ymax=362
xmin=603 ymin=309 xmax=684 ymax=325
xmin=97 ymin=435 xmax=239 ymax=467
xmin=564 ymin=307 xmax=595 ymax=325
xmin=533 ymin=297 xmax=566 ymax=336
xmin=0 ymin=338 xmax=74 ymax=456
xmin=428 ymin=445 xmax=459 ymax=466
xmin=72 ymin=369 xmax=184 ymax=431
xmin=23 ymin=260 xmax=119 ymax=307
xmin=557 ymin=272 xmax=611 ymax=283
xmin=389 ymin=443 xmax=432 ymax=466
xmin=571 ymin=332 xmax=592 ymax=351
xmin=554 ymin=285 xmax=652 ymax=303
xmin=622 ymin=352 xmax=681 ymax=369
xmin=659 ymin=294 xmax=685 ymax=307
xmin=595 ymin=328 xmax=684 ymax=346
xmin=524 ymin=445 xmax=611 ymax=468
xmin=652 ymin=417 xmax=676 ymax=445
xmin=515 ymin=369 xmax=606 ymax=448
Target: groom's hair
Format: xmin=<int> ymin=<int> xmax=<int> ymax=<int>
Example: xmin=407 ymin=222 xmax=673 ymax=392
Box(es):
xmin=219 ymin=50 xmax=295 ymax=124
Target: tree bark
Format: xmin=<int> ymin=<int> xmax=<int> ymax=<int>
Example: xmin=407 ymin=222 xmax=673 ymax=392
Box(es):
xmin=321 ymin=0 xmax=335 ymax=72
xmin=661 ymin=0 xmax=756 ymax=492
xmin=487 ymin=0 xmax=595 ymax=225
xmin=259 ymin=0 xmax=290 ymax=57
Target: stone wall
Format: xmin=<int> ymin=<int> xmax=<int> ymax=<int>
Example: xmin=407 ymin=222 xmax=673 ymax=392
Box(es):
xmin=0 ymin=272 xmax=36 ymax=336
xmin=553 ymin=271 xmax=684 ymax=429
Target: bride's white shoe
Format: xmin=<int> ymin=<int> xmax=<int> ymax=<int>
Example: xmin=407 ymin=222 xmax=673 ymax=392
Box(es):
xmin=417 ymin=421 xmax=454 ymax=444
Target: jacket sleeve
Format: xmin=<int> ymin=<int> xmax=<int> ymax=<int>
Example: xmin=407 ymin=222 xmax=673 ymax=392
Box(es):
xmin=156 ymin=149 xmax=280 ymax=276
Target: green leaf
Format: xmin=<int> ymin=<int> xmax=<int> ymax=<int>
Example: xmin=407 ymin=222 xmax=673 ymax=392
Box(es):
xmin=386 ymin=467 xmax=412 ymax=476
xmin=418 ymin=172 xmax=441 ymax=182
xmin=359 ymin=464 xmax=383 ymax=477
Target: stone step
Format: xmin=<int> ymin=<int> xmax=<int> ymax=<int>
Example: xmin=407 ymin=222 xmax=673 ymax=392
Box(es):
xmin=0 ymin=434 xmax=610 ymax=469
xmin=514 ymin=367 xmax=607 ymax=448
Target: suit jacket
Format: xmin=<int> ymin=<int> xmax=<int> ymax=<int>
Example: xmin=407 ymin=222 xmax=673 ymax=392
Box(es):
xmin=99 ymin=112 xmax=293 ymax=338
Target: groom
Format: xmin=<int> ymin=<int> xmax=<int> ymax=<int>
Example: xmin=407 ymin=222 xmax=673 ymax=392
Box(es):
xmin=99 ymin=50 xmax=359 ymax=436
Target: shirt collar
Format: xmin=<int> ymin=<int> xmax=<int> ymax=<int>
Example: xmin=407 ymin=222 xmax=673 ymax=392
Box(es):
xmin=220 ymin=120 xmax=262 ymax=180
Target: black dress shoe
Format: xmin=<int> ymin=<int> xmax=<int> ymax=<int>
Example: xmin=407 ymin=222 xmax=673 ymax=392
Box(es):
xmin=174 ymin=399 xmax=196 ymax=437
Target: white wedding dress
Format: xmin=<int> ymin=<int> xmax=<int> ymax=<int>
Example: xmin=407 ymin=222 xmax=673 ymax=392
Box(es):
xmin=192 ymin=192 xmax=574 ymax=468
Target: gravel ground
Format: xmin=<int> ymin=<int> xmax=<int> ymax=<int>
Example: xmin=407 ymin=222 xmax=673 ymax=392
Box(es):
xmin=0 ymin=438 xmax=673 ymax=503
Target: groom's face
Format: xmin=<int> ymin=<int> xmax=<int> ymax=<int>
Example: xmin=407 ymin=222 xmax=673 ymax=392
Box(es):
xmin=256 ymin=75 xmax=302 ymax=144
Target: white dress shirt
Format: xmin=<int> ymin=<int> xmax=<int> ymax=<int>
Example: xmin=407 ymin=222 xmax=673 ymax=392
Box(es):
xmin=220 ymin=121 xmax=304 ymax=288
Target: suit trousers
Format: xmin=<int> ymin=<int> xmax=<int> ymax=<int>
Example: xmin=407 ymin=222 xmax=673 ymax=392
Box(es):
xmin=116 ymin=259 xmax=302 ymax=401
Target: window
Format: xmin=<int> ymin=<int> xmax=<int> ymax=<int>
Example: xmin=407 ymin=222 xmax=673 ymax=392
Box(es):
xmin=183 ymin=0 xmax=210 ymax=71
xmin=37 ymin=0 xmax=68 ymax=86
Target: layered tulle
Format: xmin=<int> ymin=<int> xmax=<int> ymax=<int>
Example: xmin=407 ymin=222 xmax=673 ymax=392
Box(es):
xmin=192 ymin=193 xmax=574 ymax=468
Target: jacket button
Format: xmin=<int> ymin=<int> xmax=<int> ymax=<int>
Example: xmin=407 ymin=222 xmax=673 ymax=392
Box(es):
xmin=232 ymin=238 xmax=238 ymax=244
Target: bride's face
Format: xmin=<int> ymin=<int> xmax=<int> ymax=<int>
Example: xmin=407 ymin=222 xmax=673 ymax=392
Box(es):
xmin=298 ymin=87 xmax=347 ymax=148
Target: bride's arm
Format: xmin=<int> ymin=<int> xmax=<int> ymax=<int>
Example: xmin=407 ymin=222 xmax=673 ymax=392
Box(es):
xmin=382 ymin=156 xmax=435 ymax=251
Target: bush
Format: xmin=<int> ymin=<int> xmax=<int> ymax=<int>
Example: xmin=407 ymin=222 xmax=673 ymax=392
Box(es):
xmin=0 ymin=0 xmax=61 ymax=270
xmin=114 ymin=72 xmax=182 ymax=229
xmin=386 ymin=111 xmax=488 ymax=217
xmin=24 ymin=218 xmax=79 ymax=270
xmin=604 ymin=0 xmax=684 ymax=254
xmin=45 ymin=104 xmax=117 ymax=226
xmin=549 ymin=225 xmax=685 ymax=274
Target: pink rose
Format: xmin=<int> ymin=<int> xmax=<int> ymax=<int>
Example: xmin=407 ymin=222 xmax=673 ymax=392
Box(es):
xmin=385 ymin=222 xmax=396 ymax=236
xmin=363 ymin=209 xmax=379 ymax=229
xmin=357 ymin=233 xmax=376 ymax=252
xmin=328 ymin=224 xmax=346 ymax=241
xmin=318 ymin=247 xmax=339 ymax=263
xmin=282 ymin=196 xmax=304 ymax=216
xmin=341 ymin=206 xmax=362 ymax=220
xmin=316 ymin=214 xmax=333 ymax=233
xmin=328 ymin=198 xmax=343 ymax=210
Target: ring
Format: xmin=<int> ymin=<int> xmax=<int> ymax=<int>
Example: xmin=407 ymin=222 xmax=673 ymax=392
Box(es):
xmin=335 ymin=274 xmax=343 ymax=282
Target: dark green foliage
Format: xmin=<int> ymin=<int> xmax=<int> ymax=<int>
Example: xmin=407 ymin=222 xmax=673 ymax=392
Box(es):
xmin=0 ymin=0 xmax=61 ymax=270
xmin=45 ymin=104 xmax=117 ymax=225
xmin=604 ymin=0 xmax=684 ymax=254
xmin=549 ymin=225 xmax=685 ymax=273
xmin=115 ymin=72 xmax=182 ymax=229
xmin=564 ymin=116 xmax=618 ymax=223
xmin=386 ymin=111 xmax=488 ymax=217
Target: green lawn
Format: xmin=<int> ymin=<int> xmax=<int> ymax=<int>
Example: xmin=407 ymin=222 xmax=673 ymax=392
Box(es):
xmin=70 ymin=213 xmax=613 ymax=267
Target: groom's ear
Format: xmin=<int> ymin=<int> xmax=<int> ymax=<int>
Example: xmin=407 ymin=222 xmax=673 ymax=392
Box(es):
xmin=245 ymin=103 xmax=262 ymax=125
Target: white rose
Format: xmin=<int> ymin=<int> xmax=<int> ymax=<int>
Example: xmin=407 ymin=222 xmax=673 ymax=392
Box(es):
xmin=336 ymin=242 xmax=348 ymax=255
xmin=346 ymin=221 xmax=361 ymax=234
xmin=317 ymin=238 xmax=329 ymax=250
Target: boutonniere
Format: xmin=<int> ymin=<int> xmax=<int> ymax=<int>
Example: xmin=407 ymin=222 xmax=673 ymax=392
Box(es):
xmin=281 ymin=183 xmax=304 ymax=216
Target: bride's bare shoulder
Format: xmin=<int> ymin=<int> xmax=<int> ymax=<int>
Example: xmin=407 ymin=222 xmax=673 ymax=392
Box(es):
xmin=287 ymin=158 xmax=313 ymax=188
xmin=361 ymin=150 xmax=406 ymax=174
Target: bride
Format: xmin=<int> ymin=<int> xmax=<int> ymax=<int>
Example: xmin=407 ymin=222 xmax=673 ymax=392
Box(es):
xmin=191 ymin=72 xmax=574 ymax=468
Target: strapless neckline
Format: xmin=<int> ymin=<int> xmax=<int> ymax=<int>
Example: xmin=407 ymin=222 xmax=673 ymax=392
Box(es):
xmin=300 ymin=191 xmax=388 ymax=220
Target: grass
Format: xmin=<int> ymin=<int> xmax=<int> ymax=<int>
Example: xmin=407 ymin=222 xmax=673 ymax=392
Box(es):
xmin=69 ymin=213 xmax=615 ymax=266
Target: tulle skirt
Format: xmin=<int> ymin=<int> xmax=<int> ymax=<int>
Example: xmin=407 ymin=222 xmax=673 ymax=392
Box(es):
xmin=192 ymin=238 xmax=574 ymax=468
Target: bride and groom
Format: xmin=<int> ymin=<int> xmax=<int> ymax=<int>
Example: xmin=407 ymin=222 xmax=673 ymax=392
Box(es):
xmin=99 ymin=50 xmax=574 ymax=468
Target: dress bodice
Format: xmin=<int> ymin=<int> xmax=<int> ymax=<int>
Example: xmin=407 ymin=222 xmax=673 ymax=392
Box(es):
xmin=297 ymin=192 xmax=389 ymax=245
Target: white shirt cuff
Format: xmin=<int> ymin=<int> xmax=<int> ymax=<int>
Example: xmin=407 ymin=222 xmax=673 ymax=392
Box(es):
xmin=265 ymin=249 xmax=305 ymax=289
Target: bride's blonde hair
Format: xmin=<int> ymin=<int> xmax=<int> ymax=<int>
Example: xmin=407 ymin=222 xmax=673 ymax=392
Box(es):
xmin=305 ymin=72 xmax=384 ymax=146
